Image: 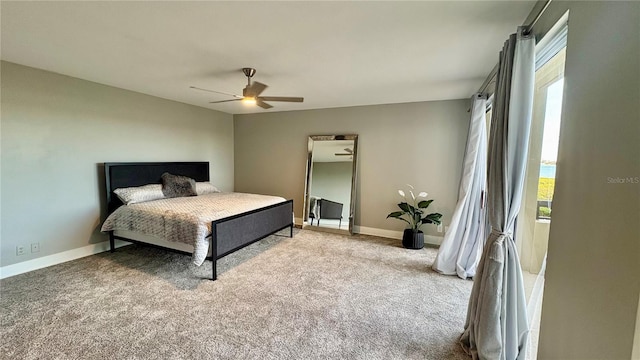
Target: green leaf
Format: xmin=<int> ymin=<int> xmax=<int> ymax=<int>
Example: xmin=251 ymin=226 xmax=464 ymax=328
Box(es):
xmin=386 ymin=211 xmax=404 ymax=219
xmin=408 ymin=204 xmax=417 ymax=214
xmin=423 ymin=212 xmax=443 ymax=225
xmin=418 ymin=200 xmax=434 ymax=208
xmin=398 ymin=202 xmax=411 ymax=213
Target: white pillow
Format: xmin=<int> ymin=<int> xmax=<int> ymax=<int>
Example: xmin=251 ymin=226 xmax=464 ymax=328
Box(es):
xmin=114 ymin=184 xmax=165 ymax=205
xmin=114 ymin=182 xmax=220 ymax=204
xmin=196 ymin=182 xmax=221 ymax=195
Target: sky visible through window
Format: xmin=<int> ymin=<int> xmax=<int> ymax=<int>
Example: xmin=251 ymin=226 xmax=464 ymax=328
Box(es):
xmin=541 ymin=79 xmax=564 ymax=162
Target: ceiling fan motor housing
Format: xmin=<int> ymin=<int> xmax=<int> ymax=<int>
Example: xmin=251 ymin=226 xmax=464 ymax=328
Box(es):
xmin=242 ymin=68 xmax=256 ymax=95
xmin=242 ymin=68 xmax=256 ymax=78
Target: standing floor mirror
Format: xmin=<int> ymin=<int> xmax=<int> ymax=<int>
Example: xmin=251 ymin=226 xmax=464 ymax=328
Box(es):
xmin=303 ymin=135 xmax=358 ymax=235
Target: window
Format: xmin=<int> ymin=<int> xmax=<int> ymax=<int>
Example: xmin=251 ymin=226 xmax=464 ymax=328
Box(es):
xmin=534 ymin=47 xmax=565 ymax=219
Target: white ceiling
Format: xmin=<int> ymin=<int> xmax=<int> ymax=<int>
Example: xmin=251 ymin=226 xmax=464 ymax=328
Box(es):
xmin=1 ymin=1 xmax=535 ymax=115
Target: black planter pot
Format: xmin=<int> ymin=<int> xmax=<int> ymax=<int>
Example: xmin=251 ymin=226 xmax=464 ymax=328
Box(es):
xmin=402 ymin=229 xmax=424 ymax=249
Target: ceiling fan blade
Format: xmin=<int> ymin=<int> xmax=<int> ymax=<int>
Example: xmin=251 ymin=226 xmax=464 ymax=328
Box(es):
xmin=190 ymin=86 xmax=243 ymax=99
xmin=246 ymin=81 xmax=268 ymax=98
xmin=256 ymin=99 xmax=273 ymax=109
xmin=259 ymin=96 xmax=304 ymax=103
xmin=209 ymin=99 xmax=242 ymax=104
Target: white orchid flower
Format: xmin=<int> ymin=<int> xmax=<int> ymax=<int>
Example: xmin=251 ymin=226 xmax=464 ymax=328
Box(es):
xmin=409 ymin=191 xmax=415 ymax=200
xmin=398 ymin=190 xmax=405 ymax=197
xmin=418 ymin=192 xmax=428 ymax=198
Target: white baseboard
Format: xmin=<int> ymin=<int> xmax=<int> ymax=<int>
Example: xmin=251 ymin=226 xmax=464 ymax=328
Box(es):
xmin=297 ymin=218 xmax=443 ymax=246
xmin=1 ymin=225 xmax=442 ymax=279
xmin=353 ymin=225 xmax=443 ymax=246
xmin=0 ymin=240 xmax=130 ymax=280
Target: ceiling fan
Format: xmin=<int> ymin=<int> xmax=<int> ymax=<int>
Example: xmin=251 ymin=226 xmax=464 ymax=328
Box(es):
xmin=334 ymin=148 xmax=353 ymax=156
xmin=190 ymin=68 xmax=304 ymax=109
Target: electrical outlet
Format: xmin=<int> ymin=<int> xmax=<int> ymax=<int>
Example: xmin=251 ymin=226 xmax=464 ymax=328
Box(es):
xmin=437 ymin=223 xmax=443 ymax=233
xmin=16 ymin=245 xmax=26 ymax=256
xmin=31 ymin=243 xmax=40 ymax=253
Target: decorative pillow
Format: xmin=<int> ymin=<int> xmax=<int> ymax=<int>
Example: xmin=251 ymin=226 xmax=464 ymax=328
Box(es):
xmin=161 ymin=172 xmax=197 ymax=198
xmin=196 ymin=182 xmax=221 ymax=195
xmin=114 ymin=184 xmax=165 ymax=205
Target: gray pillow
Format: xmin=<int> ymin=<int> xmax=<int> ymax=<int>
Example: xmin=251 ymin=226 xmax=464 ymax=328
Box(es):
xmin=161 ymin=172 xmax=197 ymax=198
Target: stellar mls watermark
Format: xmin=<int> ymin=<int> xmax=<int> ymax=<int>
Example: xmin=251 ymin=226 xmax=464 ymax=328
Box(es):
xmin=607 ymin=176 xmax=639 ymax=184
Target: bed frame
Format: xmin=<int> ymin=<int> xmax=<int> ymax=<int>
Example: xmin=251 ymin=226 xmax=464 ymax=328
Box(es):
xmin=104 ymin=162 xmax=294 ymax=281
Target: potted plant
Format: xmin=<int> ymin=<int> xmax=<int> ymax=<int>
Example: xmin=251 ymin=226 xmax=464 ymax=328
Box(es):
xmin=386 ymin=185 xmax=443 ymax=249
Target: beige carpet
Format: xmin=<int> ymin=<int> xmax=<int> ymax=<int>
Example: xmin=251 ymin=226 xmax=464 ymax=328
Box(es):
xmin=1 ymin=229 xmax=473 ymax=359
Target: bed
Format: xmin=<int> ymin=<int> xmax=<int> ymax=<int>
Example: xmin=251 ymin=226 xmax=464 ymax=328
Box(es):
xmin=102 ymin=162 xmax=293 ymax=281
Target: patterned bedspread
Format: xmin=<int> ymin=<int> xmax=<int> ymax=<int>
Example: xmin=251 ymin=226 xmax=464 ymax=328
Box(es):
xmin=101 ymin=192 xmax=286 ymax=266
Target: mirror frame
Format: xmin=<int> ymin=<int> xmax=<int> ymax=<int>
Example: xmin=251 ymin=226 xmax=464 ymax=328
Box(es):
xmin=303 ymin=134 xmax=358 ymax=235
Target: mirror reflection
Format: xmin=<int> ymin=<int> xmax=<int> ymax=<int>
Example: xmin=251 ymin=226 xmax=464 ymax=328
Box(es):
xmin=304 ymin=135 xmax=358 ymax=235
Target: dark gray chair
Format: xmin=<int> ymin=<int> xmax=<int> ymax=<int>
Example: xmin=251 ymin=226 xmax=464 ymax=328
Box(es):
xmin=317 ymin=199 xmax=344 ymax=227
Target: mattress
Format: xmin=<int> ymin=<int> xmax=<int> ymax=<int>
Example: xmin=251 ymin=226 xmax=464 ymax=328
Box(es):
xmin=101 ymin=192 xmax=286 ymax=265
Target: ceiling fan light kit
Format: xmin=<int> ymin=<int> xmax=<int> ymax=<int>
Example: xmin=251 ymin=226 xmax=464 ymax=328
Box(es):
xmin=191 ymin=67 xmax=303 ymax=109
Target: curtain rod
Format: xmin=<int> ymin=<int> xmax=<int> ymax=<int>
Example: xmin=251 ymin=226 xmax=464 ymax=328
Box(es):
xmin=477 ymin=64 xmax=498 ymax=96
xmin=523 ymin=0 xmax=553 ymax=35
xmin=476 ymin=0 xmax=552 ymax=96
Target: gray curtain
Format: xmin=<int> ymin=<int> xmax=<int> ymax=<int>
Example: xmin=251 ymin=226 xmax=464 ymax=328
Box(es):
xmin=460 ymin=28 xmax=535 ymax=360
xmin=432 ymin=95 xmax=487 ymax=279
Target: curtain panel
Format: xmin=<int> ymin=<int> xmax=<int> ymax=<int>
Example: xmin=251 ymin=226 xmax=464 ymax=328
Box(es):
xmin=460 ymin=27 xmax=535 ymax=360
xmin=432 ymin=95 xmax=488 ymax=279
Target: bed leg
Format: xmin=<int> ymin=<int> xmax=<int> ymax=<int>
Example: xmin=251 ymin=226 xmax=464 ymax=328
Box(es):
xmin=289 ymin=224 xmax=293 ymax=238
xmin=109 ymin=231 xmax=115 ymax=253
xmin=211 ymin=223 xmax=218 ymax=281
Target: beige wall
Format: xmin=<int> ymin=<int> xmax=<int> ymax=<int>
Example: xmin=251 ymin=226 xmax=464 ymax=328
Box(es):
xmin=534 ymin=2 xmax=640 ymax=359
xmin=634 ymin=295 xmax=640 ymax=360
xmin=234 ymin=99 xmax=469 ymax=237
xmin=0 ymin=61 xmax=234 ymax=267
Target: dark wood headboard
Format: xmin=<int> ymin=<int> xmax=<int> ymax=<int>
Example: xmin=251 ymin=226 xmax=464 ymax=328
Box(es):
xmin=104 ymin=162 xmax=210 ymax=214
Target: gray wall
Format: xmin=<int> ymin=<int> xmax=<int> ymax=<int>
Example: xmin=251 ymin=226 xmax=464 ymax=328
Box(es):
xmin=533 ymin=2 xmax=640 ymax=359
xmin=234 ymin=99 xmax=469 ymax=236
xmin=0 ymin=61 xmax=234 ymax=267
xmin=310 ymin=161 xmax=353 ymax=220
